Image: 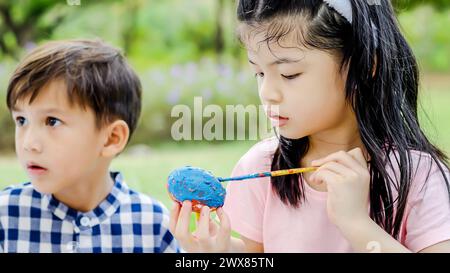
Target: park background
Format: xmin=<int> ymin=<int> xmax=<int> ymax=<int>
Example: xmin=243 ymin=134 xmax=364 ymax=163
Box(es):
xmin=0 ymin=0 xmax=449 ymax=212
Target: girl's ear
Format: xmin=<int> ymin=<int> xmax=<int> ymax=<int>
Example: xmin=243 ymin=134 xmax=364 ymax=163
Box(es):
xmin=101 ymin=120 xmax=130 ymax=158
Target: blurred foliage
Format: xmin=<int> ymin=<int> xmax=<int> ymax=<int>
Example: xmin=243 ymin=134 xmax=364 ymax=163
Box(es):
xmin=0 ymin=0 xmax=242 ymax=65
xmin=393 ymin=0 xmax=450 ymax=10
xmin=132 ymin=59 xmax=259 ymax=145
xmin=1 ymin=0 xmax=449 ymax=65
xmin=399 ymin=6 xmax=450 ymax=72
xmin=0 ymin=58 xmax=259 ymax=150
xmin=0 ymin=0 xmax=70 ymax=58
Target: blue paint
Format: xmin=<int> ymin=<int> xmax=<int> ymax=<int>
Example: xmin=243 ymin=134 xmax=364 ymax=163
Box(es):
xmin=167 ymin=166 xmax=226 ymax=209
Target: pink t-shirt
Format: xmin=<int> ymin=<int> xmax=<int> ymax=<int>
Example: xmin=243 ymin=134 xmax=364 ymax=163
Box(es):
xmin=223 ymin=137 xmax=450 ymax=252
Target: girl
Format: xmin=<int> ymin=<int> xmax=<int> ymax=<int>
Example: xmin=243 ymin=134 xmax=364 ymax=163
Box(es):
xmin=169 ymin=0 xmax=450 ymax=252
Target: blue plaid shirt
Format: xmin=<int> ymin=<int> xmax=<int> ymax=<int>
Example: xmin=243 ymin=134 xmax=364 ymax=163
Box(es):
xmin=0 ymin=172 xmax=180 ymax=253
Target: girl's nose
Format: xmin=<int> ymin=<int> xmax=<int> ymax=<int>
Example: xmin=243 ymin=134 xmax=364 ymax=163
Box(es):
xmin=258 ymin=76 xmax=283 ymax=105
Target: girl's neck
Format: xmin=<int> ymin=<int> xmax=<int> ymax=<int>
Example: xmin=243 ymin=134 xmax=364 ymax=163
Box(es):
xmin=300 ymin=122 xmax=368 ymax=192
xmin=305 ymin=130 xmax=366 ymax=163
xmin=301 ymin=110 xmax=368 ymax=167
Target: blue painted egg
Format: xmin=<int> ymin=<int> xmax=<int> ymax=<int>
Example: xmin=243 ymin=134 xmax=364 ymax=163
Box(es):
xmin=167 ymin=166 xmax=226 ymax=212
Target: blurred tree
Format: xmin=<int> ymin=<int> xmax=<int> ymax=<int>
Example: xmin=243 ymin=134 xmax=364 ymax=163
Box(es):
xmin=0 ymin=0 xmax=126 ymax=58
xmin=0 ymin=0 xmax=70 ymax=58
xmin=0 ymin=0 xmax=448 ymax=60
xmin=121 ymin=0 xmax=143 ymax=55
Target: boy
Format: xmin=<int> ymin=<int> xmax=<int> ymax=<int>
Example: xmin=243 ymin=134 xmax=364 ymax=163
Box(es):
xmin=0 ymin=39 xmax=180 ymax=253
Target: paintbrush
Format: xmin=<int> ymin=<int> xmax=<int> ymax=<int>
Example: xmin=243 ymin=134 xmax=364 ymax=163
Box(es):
xmin=217 ymin=167 xmax=318 ymax=182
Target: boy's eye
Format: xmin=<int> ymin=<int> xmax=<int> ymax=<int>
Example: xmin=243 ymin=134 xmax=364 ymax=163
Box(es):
xmin=282 ymin=73 xmax=302 ymax=80
xmin=15 ymin=116 xmax=27 ymax=127
xmin=46 ymin=117 xmax=62 ymax=127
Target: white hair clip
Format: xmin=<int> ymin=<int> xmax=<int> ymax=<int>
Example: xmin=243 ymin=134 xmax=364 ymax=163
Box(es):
xmin=323 ymin=0 xmax=379 ymax=47
xmin=323 ymin=0 xmax=353 ymax=24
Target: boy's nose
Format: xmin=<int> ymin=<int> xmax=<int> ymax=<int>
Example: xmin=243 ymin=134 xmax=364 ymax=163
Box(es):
xmin=22 ymin=129 xmax=43 ymax=154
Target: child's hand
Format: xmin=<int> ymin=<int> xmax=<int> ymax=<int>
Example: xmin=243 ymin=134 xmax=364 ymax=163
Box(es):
xmin=310 ymin=148 xmax=371 ymax=229
xmin=169 ymin=201 xmax=232 ymax=252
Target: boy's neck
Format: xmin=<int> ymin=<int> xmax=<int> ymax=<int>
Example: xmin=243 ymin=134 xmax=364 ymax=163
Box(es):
xmin=52 ymin=168 xmax=115 ymax=213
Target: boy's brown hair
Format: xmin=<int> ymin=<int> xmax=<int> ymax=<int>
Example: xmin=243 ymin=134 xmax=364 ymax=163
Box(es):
xmin=6 ymin=39 xmax=142 ymax=139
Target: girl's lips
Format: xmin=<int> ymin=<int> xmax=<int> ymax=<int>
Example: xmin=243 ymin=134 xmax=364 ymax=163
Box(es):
xmin=269 ymin=115 xmax=289 ymax=127
xmin=266 ymin=109 xmax=289 ymax=120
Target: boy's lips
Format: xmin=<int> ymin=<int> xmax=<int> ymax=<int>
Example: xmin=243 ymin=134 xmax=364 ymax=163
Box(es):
xmin=26 ymin=162 xmax=48 ymax=176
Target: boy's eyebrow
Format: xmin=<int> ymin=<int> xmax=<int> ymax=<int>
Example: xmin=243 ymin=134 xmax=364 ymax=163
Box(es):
xmin=11 ymin=107 xmax=65 ymax=115
xmin=40 ymin=108 xmax=65 ymax=115
xmin=248 ymin=57 xmax=303 ymax=66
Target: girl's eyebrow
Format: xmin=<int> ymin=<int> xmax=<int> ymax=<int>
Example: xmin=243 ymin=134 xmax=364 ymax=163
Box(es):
xmin=248 ymin=57 xmax=303 ymax=66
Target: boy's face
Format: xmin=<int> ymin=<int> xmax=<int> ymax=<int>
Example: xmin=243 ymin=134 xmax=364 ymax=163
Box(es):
xmin=12 ymin=78 xmax=108 ymax=194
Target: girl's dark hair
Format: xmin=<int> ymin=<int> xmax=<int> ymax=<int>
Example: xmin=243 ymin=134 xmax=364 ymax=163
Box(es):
xmin=237 ymin=0 xmax=450 ymax=239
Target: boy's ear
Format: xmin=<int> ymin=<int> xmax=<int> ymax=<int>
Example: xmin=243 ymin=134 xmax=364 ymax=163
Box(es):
xmin=101 ymin=120 xmax=130 ymax=158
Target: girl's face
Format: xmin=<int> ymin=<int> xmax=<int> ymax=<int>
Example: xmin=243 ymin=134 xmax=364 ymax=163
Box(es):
xmin=246 ymin=31 xmax=356 ymax=140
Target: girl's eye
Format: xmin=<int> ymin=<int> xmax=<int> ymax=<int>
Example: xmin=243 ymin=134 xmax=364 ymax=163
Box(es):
xmin=46 ymin=117 xmax=62 ymax=127
xmin=282 ymin=73 xmax=302 ymax=80
xmin=15 ymin=116 xmax=27 ymax=127
xmin=254 ymin=72 xmax=265 ymax=79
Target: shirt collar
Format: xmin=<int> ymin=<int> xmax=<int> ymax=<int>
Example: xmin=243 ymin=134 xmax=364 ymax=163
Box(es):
xmin=43 ymin=172 xmax=129 ymax=232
